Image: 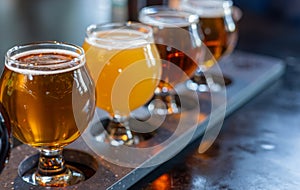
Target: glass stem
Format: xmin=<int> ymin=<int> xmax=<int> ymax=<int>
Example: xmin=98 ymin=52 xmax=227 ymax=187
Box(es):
xmin=34 ymin=148 xmax=85 ymax=187
xmin=192 ymin=68 xmax=206 ymax=84
xmin=37 ymin=148 xmax=67 ymax=176
xmin=160 ymin=91 xmax=179 ymax=114
xmin=105 ymin=116 xmax=134 ymax=145
xmin=148 ymin=87 xmax=180 ymax=115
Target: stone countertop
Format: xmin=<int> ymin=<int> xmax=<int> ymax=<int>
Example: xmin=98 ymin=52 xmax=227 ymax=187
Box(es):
xmin=131 ymin=57 xmax=300 ymax=190
xmin=131 ymin=4 xmax=300 ymax=190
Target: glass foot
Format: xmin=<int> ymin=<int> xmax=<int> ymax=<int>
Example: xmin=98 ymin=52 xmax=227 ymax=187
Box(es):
xmin=18 ymin=149 xmax=97 ymax=187
xmin=147 ymin=93 xmax=181 ymax=115
xmin=91 ymin=118 xmax=155 ymax=146
xmin=187 ymin=74 xmax=232 ymax=92
xmin=22 ymin=165 xmax=84 ymax=187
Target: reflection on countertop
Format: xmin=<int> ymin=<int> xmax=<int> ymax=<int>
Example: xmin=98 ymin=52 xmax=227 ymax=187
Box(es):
xmin=132 ymin=57 xmax=300 ymax=189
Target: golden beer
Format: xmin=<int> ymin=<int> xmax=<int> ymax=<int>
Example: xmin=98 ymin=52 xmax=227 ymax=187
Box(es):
xmin=83 ymin=29 xmax=162 ymax=116
xmin=0 ymin=50 xmax=94 ymax=148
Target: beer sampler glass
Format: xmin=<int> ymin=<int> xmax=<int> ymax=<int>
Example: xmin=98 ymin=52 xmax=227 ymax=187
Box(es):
xmin=139 ymin=6 xmax=207 ymax=115
xmin=83 ymin=22 xmax=162 ymax=146
xmin=0 ymin=42 xmax=95 ymax=186
xmin=180 ymin=0 xmax=239 ymax=91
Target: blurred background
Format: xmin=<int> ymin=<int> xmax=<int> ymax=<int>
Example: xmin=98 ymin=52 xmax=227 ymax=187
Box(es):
xmin=0 ymin=0 xmax=300 ymax=65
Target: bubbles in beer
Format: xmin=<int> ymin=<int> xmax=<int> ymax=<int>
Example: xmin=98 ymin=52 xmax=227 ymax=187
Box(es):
xmin=6 ymin=49 xmax=84 ymax=75
xmin=86 ymin=29 xmax=152 ymax=50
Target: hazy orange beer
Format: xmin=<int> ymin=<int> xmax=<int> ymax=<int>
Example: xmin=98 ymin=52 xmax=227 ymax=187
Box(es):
xmin=83 ymin=29 xmax=161 ymax=116
xmin=83 ymin=22 xmax=162 ymax=145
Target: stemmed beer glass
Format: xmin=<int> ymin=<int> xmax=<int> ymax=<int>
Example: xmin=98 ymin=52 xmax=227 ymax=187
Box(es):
xmin=82 ymin=22 xmax=162 ymax=146
xmin=180 ymin=0 xmax=240 ymax=91
xmin=139 ymin=6 xmax=207 ymax=115
xmin=0 ymin=42 xmax=95 ymax=187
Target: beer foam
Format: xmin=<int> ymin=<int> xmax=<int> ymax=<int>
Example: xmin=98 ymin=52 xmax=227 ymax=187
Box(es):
xmin=181 ymin=0 xmax=231 ymax=18
xmin=85 ymin=29 xmax=152 ymax=50
xmin=6 ymin=49 xmax=85 ymax=75
xmin=139 ymin=10 xmax=198 ymax=28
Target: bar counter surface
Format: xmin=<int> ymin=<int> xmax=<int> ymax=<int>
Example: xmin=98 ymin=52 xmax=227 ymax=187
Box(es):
xmin=133 ymin=59 xmax=300 ymax=189
xmin=1 ymin=0 xmax=300 ymax=189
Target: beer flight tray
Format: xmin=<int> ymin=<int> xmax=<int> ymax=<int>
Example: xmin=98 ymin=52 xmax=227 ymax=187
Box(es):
xmin=0 ymin=51 xmax=285 ymax=189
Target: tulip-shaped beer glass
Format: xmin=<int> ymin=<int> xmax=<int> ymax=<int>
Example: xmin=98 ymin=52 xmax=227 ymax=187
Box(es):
xmin=0 ymin=42 xmax=95 ymax=187
xmin=83 ymin=22 xmax=162 ymax=146
xmin=139 ymin=6 xmax=206 ymax=115
xmin=180 ymin=0 xmax=240 ymax=91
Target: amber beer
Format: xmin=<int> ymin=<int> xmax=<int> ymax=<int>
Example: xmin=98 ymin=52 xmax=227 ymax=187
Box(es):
xmin=0 ymin=50 xmax=94 ymax=148
xmin=181 ymin=0 xmax=238 ymax=62
xmin=199 ymin=16 xmax=237 ymax=62
xmin=155 ymin=43 xmax=198 ymax=89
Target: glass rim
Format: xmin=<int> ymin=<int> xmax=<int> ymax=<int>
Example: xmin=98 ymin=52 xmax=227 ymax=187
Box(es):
xmin=182 ymin=0 xmax=233 ymax=7
xmin=5 ymin=41 xmax=86 ymax=75
xmin=139 ymin=5 xmax=199 ymax=27
xmin=85 ymin=21 xmax=154 ymax=43
xmin=180 ymin=0 xmax=233 ymax=17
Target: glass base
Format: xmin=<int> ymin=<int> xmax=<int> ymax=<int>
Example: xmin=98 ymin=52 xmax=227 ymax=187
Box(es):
xmin=18 ymin=149 xmax=97 ymax=187
xmin=186 ymin=74 xmax=232 ymax=92
xmin=21 ymin=164 xmax=85 ymax=187
xmin=147 ymin=93 xmax=181 ymax=115
xmin=94 ymin=130 xmax=139 ymax=146
xmin=92 ymin=118 xmax=155 ymax=146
